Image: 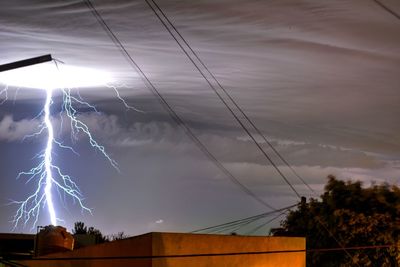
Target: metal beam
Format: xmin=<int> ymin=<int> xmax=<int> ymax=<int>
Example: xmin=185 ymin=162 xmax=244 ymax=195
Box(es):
xmin=0 ymin=54 xmax=53 ymax=72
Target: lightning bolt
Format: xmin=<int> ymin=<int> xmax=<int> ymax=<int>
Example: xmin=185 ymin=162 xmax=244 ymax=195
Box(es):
xmin=1 ymin=61 xmax=135 ymax=230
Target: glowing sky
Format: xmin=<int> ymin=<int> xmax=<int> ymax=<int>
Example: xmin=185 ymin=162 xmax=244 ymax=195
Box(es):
xmin=0 ymin=62 xmax=113 ymax=89
xmin=0 ymin=0 xmax=399 ymax=235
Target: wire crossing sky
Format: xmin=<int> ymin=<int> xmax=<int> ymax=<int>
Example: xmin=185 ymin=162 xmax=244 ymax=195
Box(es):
xmin=0 ymin=0 xmax=399 ymax=235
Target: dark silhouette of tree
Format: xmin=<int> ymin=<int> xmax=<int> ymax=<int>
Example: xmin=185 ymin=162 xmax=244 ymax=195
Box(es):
xmin=72 ymin=221 xmax=87 ymax=235
xmin=272 ymin=175 xmax=400 ymax=267
xmin=71 ymin=221 xmax=108 ymax=243
xmin=110 ymin=231 xmax=129 ymax=241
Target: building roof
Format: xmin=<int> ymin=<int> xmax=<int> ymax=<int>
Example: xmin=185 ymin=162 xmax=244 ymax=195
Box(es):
xmin=0 ymin=233 xmax=35 ymax=260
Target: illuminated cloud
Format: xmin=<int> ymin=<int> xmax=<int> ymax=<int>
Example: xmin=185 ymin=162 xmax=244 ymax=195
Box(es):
xmin=0 ymin=115 xmax=40 ymax=141
xmin=0 ymin=62 xmax=113 ymax=89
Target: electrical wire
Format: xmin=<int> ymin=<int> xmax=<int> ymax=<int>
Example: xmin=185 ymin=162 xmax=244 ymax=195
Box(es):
xmin=245 ymin=211 xmax=287 ymax=235
xmin=141 ymin=3 xmax=372 ymax=265
xmin=191 ymin=204 xmax=296 ymax=233
xmin=144 ymin=0 xmax=315 ymax=197
xmin=83 ymin=0 xmax=276 ymax=211
xmin=83 ymin=3 xmax=364 ymax=265
xmin=23 ymin=245 xmax=399 ymax=261
xmin=373 ymin=0 xmax=400 ymax=20
xmin=313 ymin=215 xmax=357 ymax=265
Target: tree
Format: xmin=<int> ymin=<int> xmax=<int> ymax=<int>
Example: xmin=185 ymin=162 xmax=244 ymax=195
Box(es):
xmin=72 ymin=221 xmax=108 ymax=243
xmin=272 ymin=175 xmax=400 ymax=267
xmin=72 ymin=221 xmax=87 ymax=235
xmin=110 ymin=231 xmax=129 ymax=241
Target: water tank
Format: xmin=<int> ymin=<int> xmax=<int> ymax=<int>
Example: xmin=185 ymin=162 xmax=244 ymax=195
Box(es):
xmin=36 ymin=225 xmax=74 ymax=256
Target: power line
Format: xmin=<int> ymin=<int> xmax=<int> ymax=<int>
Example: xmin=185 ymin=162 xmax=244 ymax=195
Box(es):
xmin=83 ymin=0 xmax=276 ymax=211
xmin=82 ymin=2 xmax=360 ymax=265
xmin=198 ymin=209 xmax=288 ymax=234
xmin=24 ymin=245 xmax=399 ymax=261
xmin=203 ymin=213 xmax=277 ymax=234
xmin=223 ymin=211 xmax=284 ymax=235
xmin=141 ymin=3 xmax=364 ymax=264
xmin=246 ymin=211 xmax=287 ymax=235
xmin=191 ymin=204 xmax=296 ymax=233
xmin=373 ymin=0 xmax=400 ymax=20
xmin=313 ymin=215 xmax=357 ymax=265
xmin=144 ymin=0 xmax=313 ymax=198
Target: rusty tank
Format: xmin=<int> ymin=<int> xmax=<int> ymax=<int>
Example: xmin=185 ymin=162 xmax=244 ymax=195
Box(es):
xmin=35 ymin=225 xmax=74 ymax=256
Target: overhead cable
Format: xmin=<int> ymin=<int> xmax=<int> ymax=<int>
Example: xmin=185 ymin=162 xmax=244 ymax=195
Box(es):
xmin=27 ymin=245 xmax=399 ymax=261
xmin=373 ymin=0 xmax=400 ymax=20
xmin=142 ymin=2 xmax=364 ymax=264
xmin=191 ymin=204 xmax=296 ymax=233
xmin=245 ymin=211 xmax=287 ymax=235
xmin=83 ymin=0 xmax=275 ymax=210
xmin=144 ymin=0 xmax=312 ymax=197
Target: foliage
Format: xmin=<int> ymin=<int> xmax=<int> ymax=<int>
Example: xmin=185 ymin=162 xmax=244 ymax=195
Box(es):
xmin=72 ymin=221 xmax=108 ymax=243
xmin=72 ymin=221 xmax=87 ymax=235
xmin=72 ymin=222 xmax=129 ymax=243
xmin=272 ymin=175 xmax=400 ymax=267
xmin=110 ymin=231 xmax=129 ymax=241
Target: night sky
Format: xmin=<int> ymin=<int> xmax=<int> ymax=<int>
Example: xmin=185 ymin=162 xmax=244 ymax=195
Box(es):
xmin=0 ymin=0 xmax=399 ymax=235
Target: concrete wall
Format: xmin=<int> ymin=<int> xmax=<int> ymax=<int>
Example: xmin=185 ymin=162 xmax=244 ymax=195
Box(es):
xmin=18 ymin=233 xmax=153 ymax=267
xmin=152 ymin=233 xmax=305 ymax=267
xmin=17 ymin=232 xmax=305 ymax=267
xmin=0 ymin=233 xmax=34 ymax=259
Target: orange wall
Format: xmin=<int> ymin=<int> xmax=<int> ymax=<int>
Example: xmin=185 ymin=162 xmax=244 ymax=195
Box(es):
xmin=18 ymin=233 xmax=153 ymax=267
xmin=152 ymin=233 xmax=305 ymax=267
xmin=17 ymin=232 xmax=305 ymax=267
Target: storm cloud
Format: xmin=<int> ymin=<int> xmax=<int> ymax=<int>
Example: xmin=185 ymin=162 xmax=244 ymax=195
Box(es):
xmin=0 ymin=0 xmax=399 ymax=234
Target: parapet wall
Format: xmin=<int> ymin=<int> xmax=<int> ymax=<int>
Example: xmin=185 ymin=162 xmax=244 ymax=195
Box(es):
xmin=17 ymin=232 xmax=305 ymax=267
xmin=152 ymin=233 xmax=305 ymax=267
